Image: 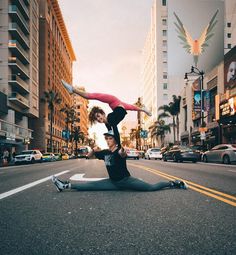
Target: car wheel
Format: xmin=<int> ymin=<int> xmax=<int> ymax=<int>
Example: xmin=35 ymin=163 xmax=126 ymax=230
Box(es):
xmin=137 ymin=157 xmax=139 ymax=160
xmin=163 ymin=156 xmax=167 ymax=162
xmin=31 ymin=158 xmax=35 ymax=164
xmin=173 ymin=155 xmax=178 ymax=162
xmin=223 ymin=155 xmax=231 ymax=164
xmin=203 ymin=155 xmax=208 ymax=163
xmin=192 ymin=160 xmax=197 ymax=163
xmin=148 ymin=156 xmax=150 ymax=160
xmin=40 ymin=158 xmax=43 ymax=163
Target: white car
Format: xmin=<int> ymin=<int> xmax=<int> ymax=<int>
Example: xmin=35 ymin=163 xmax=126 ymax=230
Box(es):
xmin=202 ymin=144 xmax=236 ymax=164
xmin=15 ymin=150 xmax=43 ymax=164
xmin=145 ymin=148 xmax=162 ymax=160
xmin=126 ymin=148 xmax=139 ymax=160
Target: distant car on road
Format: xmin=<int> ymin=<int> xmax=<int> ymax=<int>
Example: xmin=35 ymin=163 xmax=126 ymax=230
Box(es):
xmin=77 ymin=146 xmax=91 ymax=159
xmin=54 ymin=153 xmax=62 ymax=161
xmin=126 ymin=148 xmax=139 ymax=160
xmin=163 ymin=146 xmax=199 ymax=163
xmin=15 ymin=150 xmax=43 ymax=164
xmin=42 ymin=153 xmax=55 ymax=162
xmin=61 ymin=153 xmax=69 ymax=160
xmin=145 ymin=148 xmax=162 ymax=160
xmin=202 ymin=144 xmax=236 ymax=164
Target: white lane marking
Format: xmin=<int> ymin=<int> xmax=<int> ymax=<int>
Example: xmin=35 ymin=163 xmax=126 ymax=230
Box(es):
xmin=70 ymin=173 xmax=107 ymax=182
xmin=0 ymin=170 xmax=70 ymax=200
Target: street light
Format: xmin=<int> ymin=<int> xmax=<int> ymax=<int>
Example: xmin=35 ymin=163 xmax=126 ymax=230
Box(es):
xmin=184 ymin=66 xmax=205 ymax=145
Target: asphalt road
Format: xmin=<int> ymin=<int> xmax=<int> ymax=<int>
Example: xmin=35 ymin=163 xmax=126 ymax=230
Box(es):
xmin=0 ymin=159 xmax=235 ymax=255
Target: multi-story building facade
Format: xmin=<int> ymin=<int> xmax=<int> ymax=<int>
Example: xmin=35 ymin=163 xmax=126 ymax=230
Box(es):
xmin=30 ymin=0 xmax=76 ymax=152
xmin=141 ymin=0 xmax=224 ymax=147
xmin=73 ymin=87 xmax=89 ymax=137
xmin=224 ymin=0 xmax=236 ymax=54
xmin=179 ymin=0 xmax=236 ymax=148
xmin=0 ymin=0 xmax=39 ymax=155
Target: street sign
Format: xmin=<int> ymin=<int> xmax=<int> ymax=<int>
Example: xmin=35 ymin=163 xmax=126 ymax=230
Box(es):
xmin=140 ymin=130 xmax=148 ymax=138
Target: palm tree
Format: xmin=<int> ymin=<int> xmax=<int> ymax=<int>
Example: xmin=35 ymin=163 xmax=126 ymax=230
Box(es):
xmin=158 ymin=104 xmax=176 ymax=143
xmin=60 ymin=104 xmax=80 ymax=150
xmin=149 ymin=117 xmax=171 ymax=146
xmin=41 ymin=90 xmax=62 ymax=152
xmin=158 ymin=95 xmax=181 ymax=144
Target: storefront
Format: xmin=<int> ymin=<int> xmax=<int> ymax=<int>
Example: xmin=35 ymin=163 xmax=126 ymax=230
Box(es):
xmin=219 ymin=95 xmax=236 ymax=143
xmin=180 ymin=131 xmax=189 ymax=145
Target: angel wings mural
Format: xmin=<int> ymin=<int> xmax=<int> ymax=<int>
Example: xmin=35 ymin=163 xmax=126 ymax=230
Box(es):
xmin=174 ymin=10 xmax=219 ymax=67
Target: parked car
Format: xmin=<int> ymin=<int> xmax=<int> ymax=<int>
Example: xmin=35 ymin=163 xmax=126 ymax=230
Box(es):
xmin=202 ymin=144 xmax=236 ymax=164
xmin=14 ymin=150 xmax=43 ymax=164
xmin=61 ymin=153 xmax=69 ymax=160
xmin=145 ymin=148 xmax=162 ymax=160
xmin=138 ymin=150 xmax=145 ymax=158
xmin=68 ymin=153 xmax=76 ymax=159
xmin=126 ymin=148 xmax=139 ymax=160
xmin=77 ymin=146 xmax=91 ymax=159
xmin=42 ymin=153 xmax=56 ymax=162
xmin=163 ymin=146 xmax=199 ymax=163
xmin=54 ymin=153 xmax=62 ymax=161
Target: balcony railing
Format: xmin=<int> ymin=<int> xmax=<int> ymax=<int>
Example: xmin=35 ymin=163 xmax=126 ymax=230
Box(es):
xmin=9 ymin=22 xmax=29 ymax=48
xmin=8 ymin=40 xmax=29 ymax=63
xmin=8 ymin=74 xmax=29 ymax=93
xmin=0 ymin=118 xmax=33 ymax=140
xmin=8 ymin=57 xmax=29 ymax=77
xmin=17 ymin=0 xmax=29 ymax=19
xmin=8 ymin=92 xmax=29 ymax=108
xmin=9 ymin=5 xmax=29 ymax=34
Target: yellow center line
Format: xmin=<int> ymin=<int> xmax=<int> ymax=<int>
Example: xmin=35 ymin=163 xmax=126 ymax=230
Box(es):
xmin=129 ymin=163 xmax=236 ymax=207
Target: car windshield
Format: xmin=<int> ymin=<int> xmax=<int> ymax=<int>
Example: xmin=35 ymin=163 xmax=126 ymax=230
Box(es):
xmin=21 ymin=151 xmax=34 ymax=155
xmin=78 ymin=148 xmax=88 ymax=153
xmin=43 ymin=153 xmax=51 ymax=156
xmin=151 ymin=149 xmax=160 ymax=152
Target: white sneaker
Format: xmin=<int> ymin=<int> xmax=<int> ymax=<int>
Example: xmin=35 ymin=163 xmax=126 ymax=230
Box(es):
xmin=61 ymin=80 xmax=74 ymax=94
xmin=51 ymin=175 xmax=70 ymax=192
xmin=141 ymin=106 xmax=152 ymax=116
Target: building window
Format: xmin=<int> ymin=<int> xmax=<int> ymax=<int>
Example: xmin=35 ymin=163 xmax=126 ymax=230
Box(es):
xmin=163 ymin=51 xmax=167 ymax=58
xmin=162 ymin=0 xmax=167 ymax=6
xmin=163 ymin=73 xmax=168 ymax=79
xmin=227 ymin=33 xmax=231 ymax=38
xmin=163 ymin=30 xmax=167 ymax=36
xmin=163 ymin=94 xmax=168 ymax=100
xmin=163 ymin=83 xmax=168 ymax=90
xmin=184 ymin=106 xmax=187 ymax=131
xmin=228 ymin=43 xmax=231 ymax=49
xmin=227 ymin=22 xmax=231 ymax=28
xmin=163 ymin=40 xmax=167 ymax=47
xmin=162 ymin=19 xmax=167 ymax=25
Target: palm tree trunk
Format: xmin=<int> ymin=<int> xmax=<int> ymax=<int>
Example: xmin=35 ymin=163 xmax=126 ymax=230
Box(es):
xmin=50 ymin=107 xmax=53 ymax=152
xmin=176 ymin=114 xmax=180 ymax=143
xmin=173 ymin=116 xmax=176 ymax=143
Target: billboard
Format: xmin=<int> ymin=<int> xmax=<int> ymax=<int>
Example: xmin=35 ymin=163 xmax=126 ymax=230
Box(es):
xmin=224 ymin=47 xmax=236 ymax=92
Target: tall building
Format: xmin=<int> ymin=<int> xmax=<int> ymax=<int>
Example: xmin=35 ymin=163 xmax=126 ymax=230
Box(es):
xmin=0 ymin=0 xmax=39 ymax=154
xmin=224 ymin=0 xmax=236 ymax=54
xmin=73 ymin=87 xmax=89 ymax=137
xmin=30 ymin=0 xmax=76 ymax=152
xmin=141 ymin=0 xmax=224 ymax=146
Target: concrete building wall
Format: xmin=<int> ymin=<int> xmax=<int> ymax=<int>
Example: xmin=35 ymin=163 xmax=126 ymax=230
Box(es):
xmin=30 ymin=0 xmax=76 ymax=152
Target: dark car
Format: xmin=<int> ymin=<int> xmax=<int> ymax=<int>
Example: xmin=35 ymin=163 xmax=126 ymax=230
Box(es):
xmin=163 ymin=145 xmax=199 ymax=163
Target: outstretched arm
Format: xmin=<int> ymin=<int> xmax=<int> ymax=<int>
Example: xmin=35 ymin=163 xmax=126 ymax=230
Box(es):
xmin=87 ymin=146 xmax=101 ymax=159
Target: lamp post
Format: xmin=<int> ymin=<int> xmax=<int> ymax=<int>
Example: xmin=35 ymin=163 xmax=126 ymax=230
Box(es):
xmin=184 ymin=66 xmax=205 ymax=146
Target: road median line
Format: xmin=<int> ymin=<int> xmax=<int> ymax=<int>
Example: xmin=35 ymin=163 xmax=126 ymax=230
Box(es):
xmin=129 ymin=163 xmax=236 ymax=207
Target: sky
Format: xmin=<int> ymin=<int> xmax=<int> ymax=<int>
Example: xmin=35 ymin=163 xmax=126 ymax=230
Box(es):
xmin=58 ymin=0 xmax=153 ymax=147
